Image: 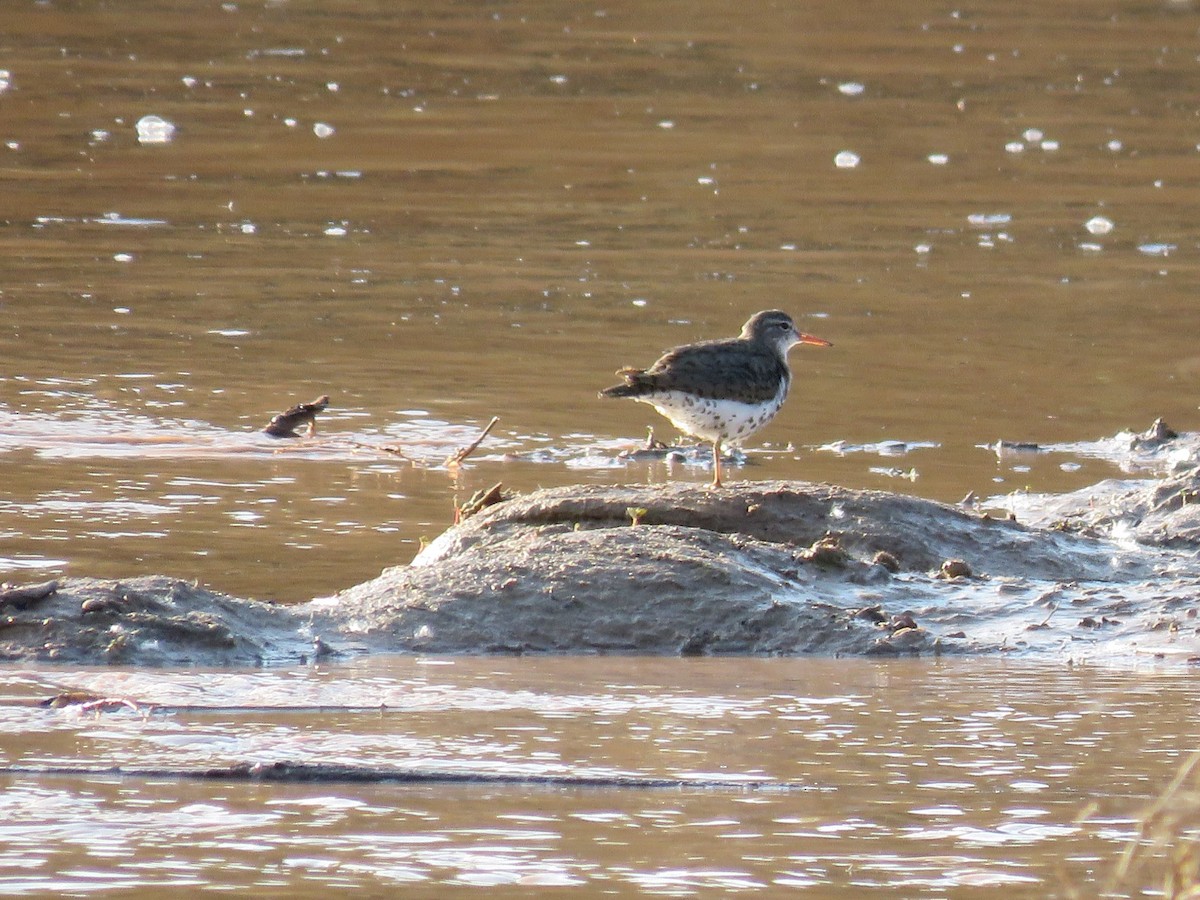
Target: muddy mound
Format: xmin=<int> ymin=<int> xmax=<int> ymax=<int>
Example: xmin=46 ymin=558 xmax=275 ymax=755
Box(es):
xmin=0 ymin=577 xmax=311 ymax=667
xmin=327 ymin=481 xmax=1193 ymax=660
xmin=1026 ymin=465 xmax=1200 ymax=551
xmin=412 ymin=482 xmax=1132 ymax=580
xmin=990 ymin=423 xmax=1200 ymax=551
xmin=5 ymin=472 xmax=1200 ymax=666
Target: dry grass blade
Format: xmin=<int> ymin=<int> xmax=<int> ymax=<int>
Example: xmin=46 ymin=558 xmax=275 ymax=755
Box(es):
xmin=1104 ymin=749 xmax=1200 ymax=898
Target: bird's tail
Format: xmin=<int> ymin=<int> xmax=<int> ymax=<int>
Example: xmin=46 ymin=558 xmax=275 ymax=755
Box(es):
xmin=598 ymin=367 xmax=650 ymax=399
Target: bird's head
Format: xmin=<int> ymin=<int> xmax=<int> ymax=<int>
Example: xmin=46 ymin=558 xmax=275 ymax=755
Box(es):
xmin=742 ymin=309 xmax=832 ymax=354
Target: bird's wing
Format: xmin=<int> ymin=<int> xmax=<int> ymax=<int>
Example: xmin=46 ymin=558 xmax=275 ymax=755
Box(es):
xmin=642 ymin=340 xmax=789 ymax=404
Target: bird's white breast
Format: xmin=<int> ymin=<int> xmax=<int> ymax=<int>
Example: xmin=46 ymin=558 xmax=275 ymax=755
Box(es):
xmin=639 ymin=383 xmax=788 ymax=444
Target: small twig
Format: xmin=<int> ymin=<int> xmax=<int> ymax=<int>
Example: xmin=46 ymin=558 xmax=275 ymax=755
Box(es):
xmin=340 ymin=439 xmax=414 ymax=462
xmin=446 ymin=416 xmax=499 ymax=467
xmin=644 ymin=427 xmax=668 ymax=451
xmin=1038 ymin=602 xmax=1059 ymax=628
xmin=79 ymin=697 xmax=144 ymax=715
xmin=376 ymin=444 xmax=414 ymax=461
xmin=39 ymin=692 xmax=148 ymax=716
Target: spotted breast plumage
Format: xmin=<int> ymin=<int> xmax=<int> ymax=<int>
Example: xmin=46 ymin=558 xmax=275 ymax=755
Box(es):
xmin=599 ymin=310 xmax=831 ymax=486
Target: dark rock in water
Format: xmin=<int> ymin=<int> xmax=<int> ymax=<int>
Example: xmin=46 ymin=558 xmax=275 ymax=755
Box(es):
xmin=4 ymin=471 xmax=1200 ymax=666
xmin=989 ymin=440 xmax=1042 ymax=455
xmin=263 ymin=395 xmax=330 ymax=438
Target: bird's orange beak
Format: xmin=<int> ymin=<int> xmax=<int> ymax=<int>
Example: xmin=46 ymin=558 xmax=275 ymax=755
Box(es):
xmin=798 ymin=333 xmax=833 ymax=347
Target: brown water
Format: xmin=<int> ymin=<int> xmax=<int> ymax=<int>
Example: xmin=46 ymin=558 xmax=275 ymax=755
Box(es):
xmin=3 ymin=0 xmax=1199 ymax=600
xmin=2 ymin=0 xmax=1200 ymax=893
xmin=1 ymin=657 xmax=1197 ymax=897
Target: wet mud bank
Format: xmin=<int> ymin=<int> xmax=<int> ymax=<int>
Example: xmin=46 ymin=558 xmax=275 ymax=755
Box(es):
xmin=330 ymin=470 xmax=1200 ymax=662
xmin=4 ymin=429 xmax=1200 ymax=666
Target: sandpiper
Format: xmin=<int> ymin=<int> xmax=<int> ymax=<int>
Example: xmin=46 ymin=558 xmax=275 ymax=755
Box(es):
xmin=600 ymin=310 xmax=831 ymax=486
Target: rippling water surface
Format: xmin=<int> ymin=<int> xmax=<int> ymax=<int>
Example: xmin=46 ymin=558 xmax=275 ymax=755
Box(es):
xmin=1 ymin=657 xmax=1197 ymax=897
xmin=3 ymin=0 xmax=1199 ymax=599
xmin=2 ymin=0 xmax=1200 ymax=893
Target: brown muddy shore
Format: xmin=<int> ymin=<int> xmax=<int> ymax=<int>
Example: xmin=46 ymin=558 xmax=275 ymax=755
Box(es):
xmin=3 ymin=428 xmax=1199 ymax=668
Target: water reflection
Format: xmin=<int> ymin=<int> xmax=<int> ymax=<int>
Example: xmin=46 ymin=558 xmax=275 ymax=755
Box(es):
xmin=0 ymin=657 xmax=1192 ymax=894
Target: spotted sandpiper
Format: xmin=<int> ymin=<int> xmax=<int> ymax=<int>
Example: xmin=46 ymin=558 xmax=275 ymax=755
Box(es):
xmin=599 ymin=310 xmax=831 ymax=487
xmin=263 ymin=395 xmax=330 ymax=438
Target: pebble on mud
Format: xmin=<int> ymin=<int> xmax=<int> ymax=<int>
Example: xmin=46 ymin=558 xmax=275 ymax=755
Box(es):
xmin=871 ymin=550 xmax=901 ymax=573
xmin=799 ymin=535 xmax=851 ymax=568
xmin=855 ymin=604 xmax=888 ymax=624
xmin=937 ymin=558 xmax=973 ymax=579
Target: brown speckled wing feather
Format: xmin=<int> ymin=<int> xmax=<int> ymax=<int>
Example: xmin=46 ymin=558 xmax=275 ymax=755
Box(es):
xmin=637 ymin=338 xmax=789 ymax=404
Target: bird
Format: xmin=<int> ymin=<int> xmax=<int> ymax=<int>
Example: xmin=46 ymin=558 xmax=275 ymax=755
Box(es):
xmin=599 ymin=310 xmax=831 ymax=487
xmin=263 ymin=395 xmax=330 ymax=438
